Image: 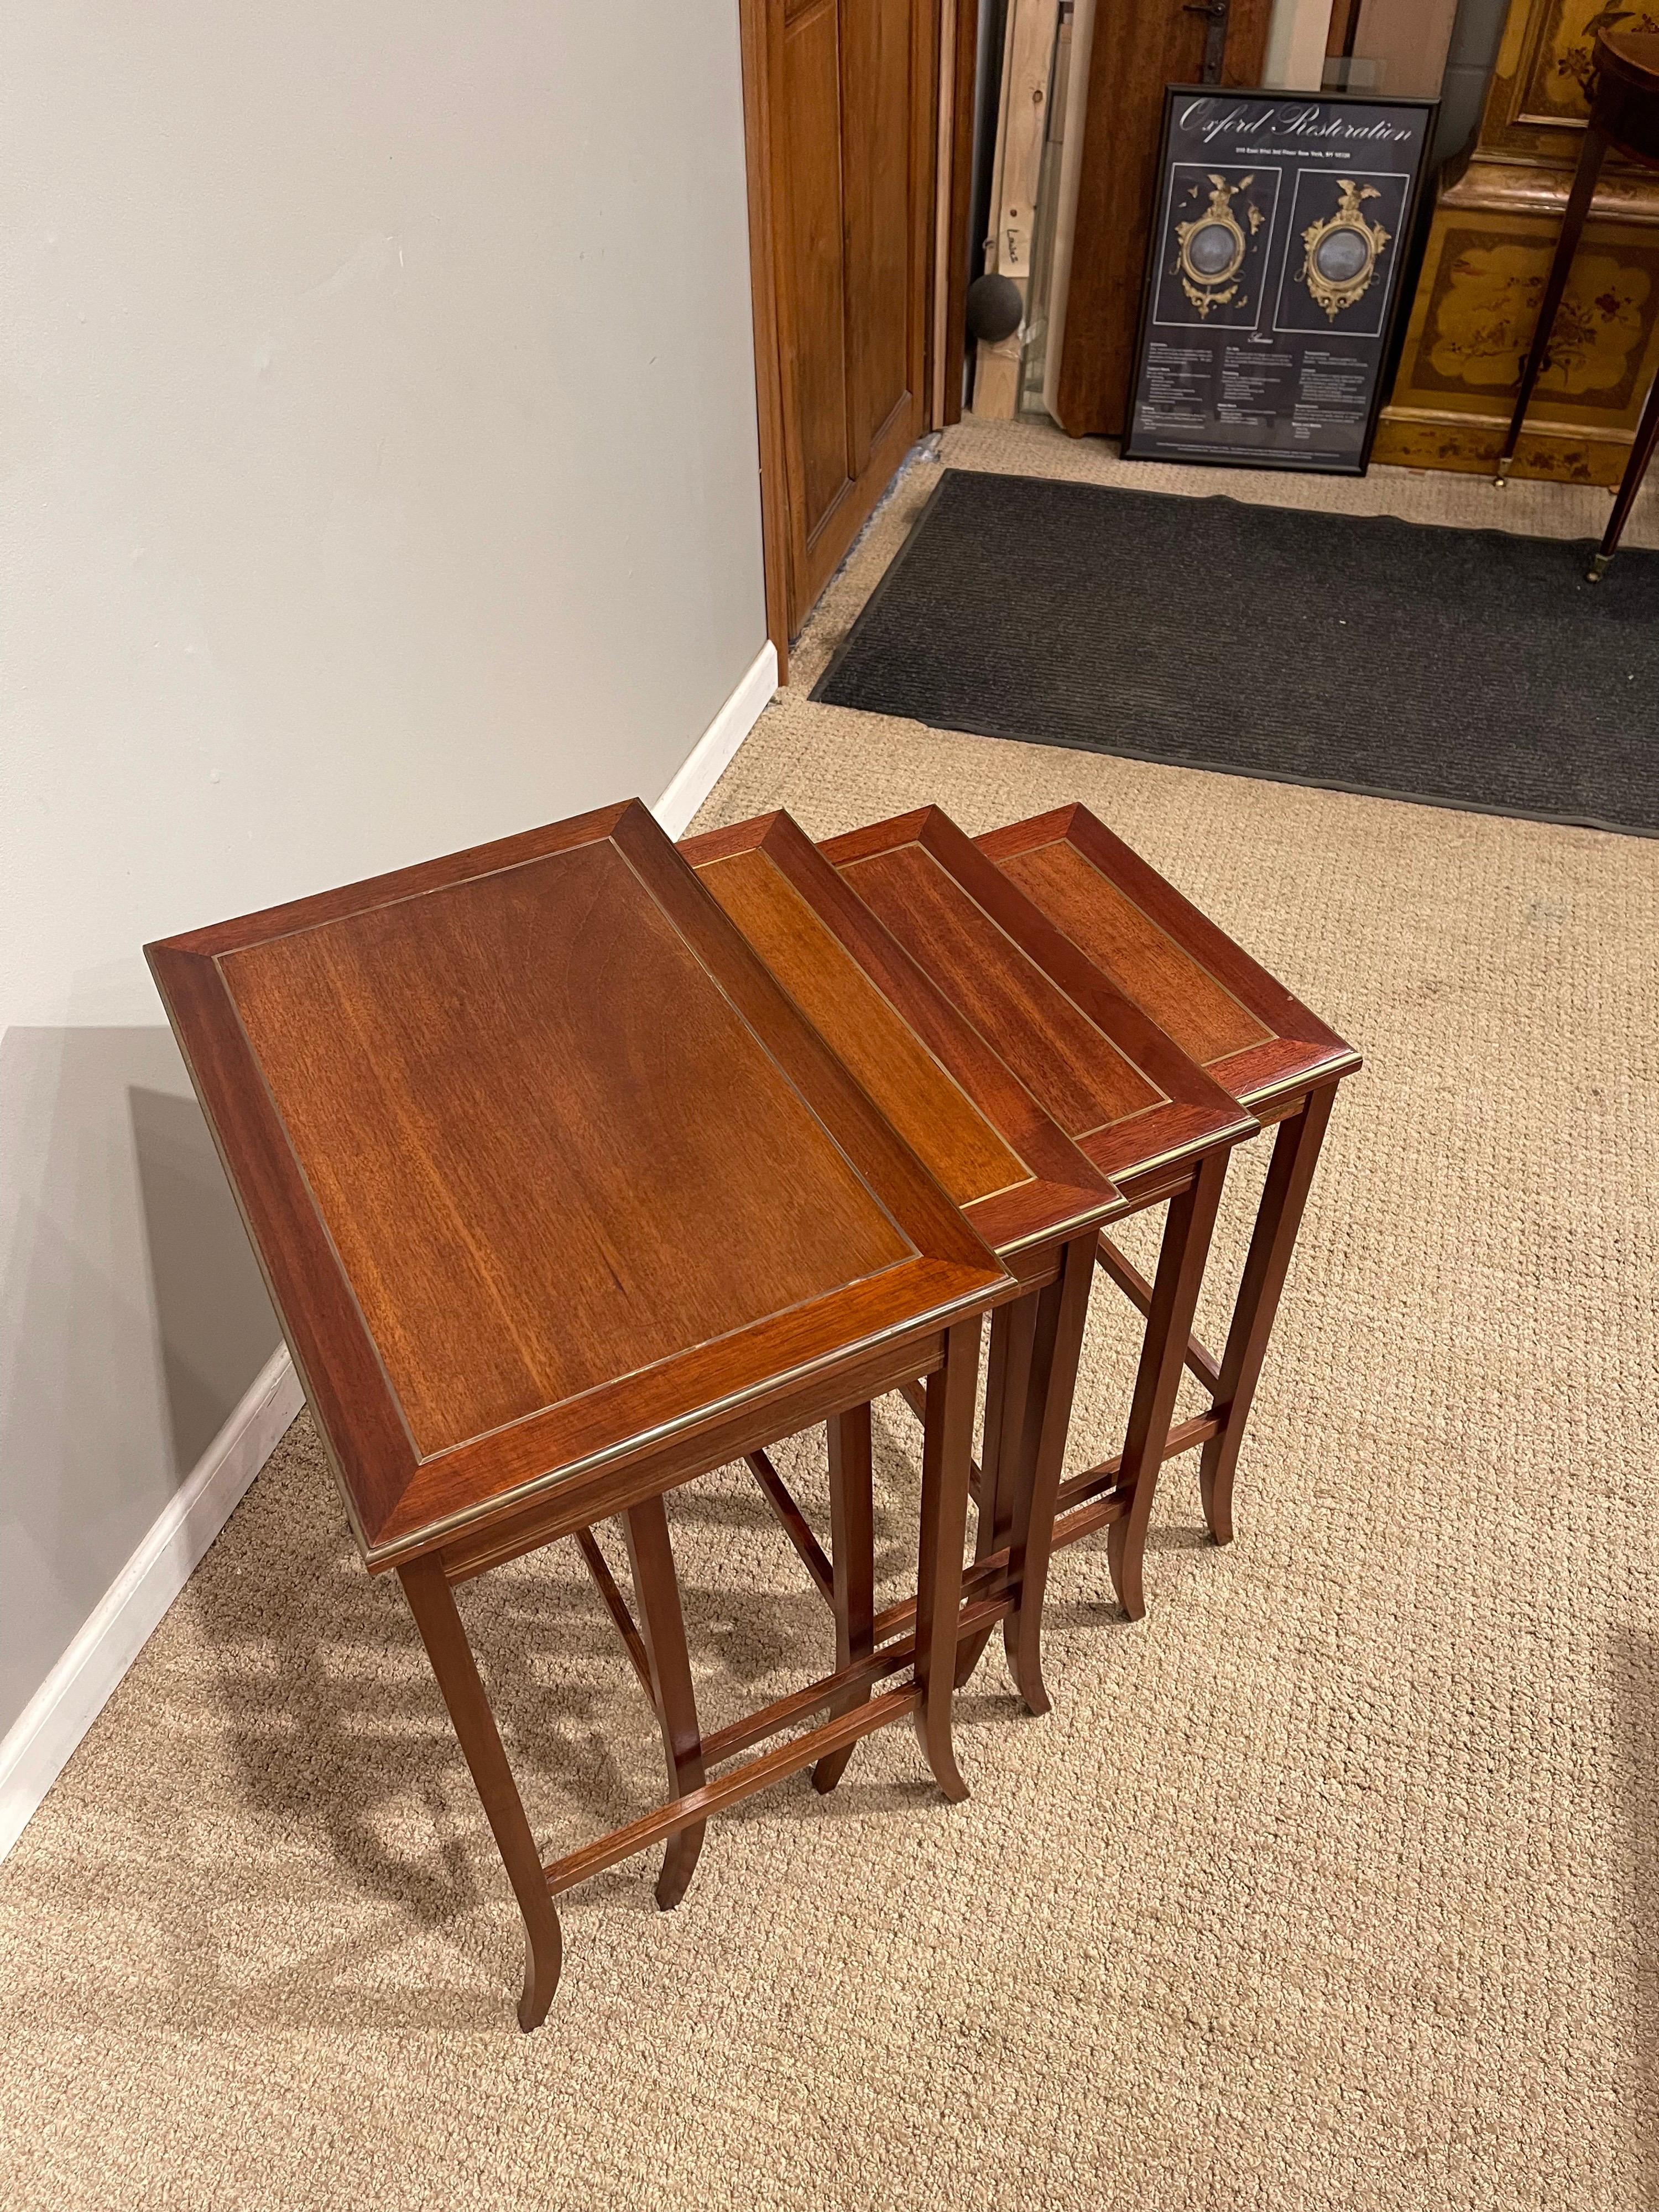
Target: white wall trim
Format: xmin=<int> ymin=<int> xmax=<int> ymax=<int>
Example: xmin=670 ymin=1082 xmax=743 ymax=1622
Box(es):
xmin=0 ymin=639 xmax=778 ymax=1865
xmin=0 ymin=1344 xmax=303 ymax=1863
xmin=651 ymin=638 xmax=778 ymax=837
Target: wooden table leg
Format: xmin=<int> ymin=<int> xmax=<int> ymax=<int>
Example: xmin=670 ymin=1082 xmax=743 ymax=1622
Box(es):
xmin=1199 ymin=1082 xmax=1336 ymax=1547
xmin=1107 ymin=1149 xmax=1230 ymax=1621
xmin=399 ymin=1554 xmax=564 ymax=2031
xmin=1000 ymin=1230 xmax=1097 ymax=1715
xmin=1496 ymin=119 xmax=1611 ymax=483
xmin=1589 ymin=352 xmax=1659 ymax=580
xmin=954 ymin=1293 xmax=1038 ymax=1689
xmin=621 ymin=1495 xmax=708 ymax=1910
xmin=811 ymin=1404 xmax=877 ymax=1793
xmin=914 ymin=1316 xmax=982 ymax=1801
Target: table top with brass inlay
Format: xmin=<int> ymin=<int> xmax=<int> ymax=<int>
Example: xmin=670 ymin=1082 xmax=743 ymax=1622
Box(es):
xmin=977 ymin=804 xmax=1359 ymax=1117
xmin=681 ymin=808 xmax=1124 ymax=1267
xmin=819 ymin=807 xmax=1257 ymax=1198
xmin=147 ymin=800 xmax=1011 ymax=1567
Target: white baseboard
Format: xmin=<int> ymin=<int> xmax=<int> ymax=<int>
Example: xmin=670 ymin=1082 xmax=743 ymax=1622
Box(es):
xmin=0 ymin=1343 xmax=303 ymax=1863
xmin=652 ymin=639 xmax=778 ymax=838
xmin=0 ymin=648 xmax=779 ymax=1865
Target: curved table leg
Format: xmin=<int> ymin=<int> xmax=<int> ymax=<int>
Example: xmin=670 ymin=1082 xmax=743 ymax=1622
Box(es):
xmin=1107 ymin=1150 xmax=1230 ymax=1621
xmin=954 ymin=1295 xmax=1038 ymax=1689
xmin=1001 ymin=1231 xmax=1096 ymax=1715
xmin=399 ymin=1555 xmax=564 ymax=2031
xmin=622 ymin=1495 xmax=707 ymax=1910
xmin=1199 ymin=1083 xmax=1336 ymax=1547
xmin=914 ymin=1316 xmax=982 ymax=1802
xmin=812 ymin=1404 xmax=876 ymax=1793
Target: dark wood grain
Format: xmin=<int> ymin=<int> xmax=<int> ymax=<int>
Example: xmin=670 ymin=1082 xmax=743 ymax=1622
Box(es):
xmin=820 ymin=806 xmax=1256 ymax=1194
xmin=1197 ymin=1081 xmax=1337 ymax=1547
xmin=979 ymin=804 xmax=1358 ymax=1597
xmin=150 ymin=797 xmax=1029 ymax=2027
xmin=1052 ymin=1 xmax=1274 ymax=437
xmin=683 ymin=810 xmax=1123 ymax=1257
xmin=811 ymin=1403 xmax=877 ymax=1791
xmin=222 ymin=837 xmax=910 ymax=1457
xmin=622 ymin=1497 xmax=707 ymax=1910
xmin=978 ymin=803 xmax=1359 ymax=1114
xmin=147 ymin=799 xmax=1011 ymax=1567
xmin=1105 ymin=1147 xmax=1229 ymax=1620
xmin=399 ymin=1556 xmax=564 ymax=2028
xmin=737 ymin=0 xmax=793 ymax=680
xmin=767 ymin=0 xmax=940 ymax=626
xmin=941 ymin=0 xmax=979 ymax=426
xmin=913 ymin=1317 xmax=980 ymax=1800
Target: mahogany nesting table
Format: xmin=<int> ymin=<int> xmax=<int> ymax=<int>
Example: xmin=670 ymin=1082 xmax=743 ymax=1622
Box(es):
xmin=977 ymin=804 xmax=1360 ymax=1561
xmin=817 ymin=807 xmax=1260 ymax=1626
xmin=145 ymin=800 xmax=1017 ymax=2028
xmin=680 ymin=810 xmax=1124 ymax=1724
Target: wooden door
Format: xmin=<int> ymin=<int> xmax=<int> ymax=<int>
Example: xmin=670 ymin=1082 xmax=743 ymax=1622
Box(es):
xmin=750 ymin=0 xmax=941 ymax=640
xmin=1053 ymin=0 xmax=1272 ymax=438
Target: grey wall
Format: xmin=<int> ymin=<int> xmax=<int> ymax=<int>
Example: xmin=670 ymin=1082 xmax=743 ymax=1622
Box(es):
xmin=1436 ymin=0 xmax=1510 ymax=163
xmin=0 ymin=2 xmax=767 ymax=1740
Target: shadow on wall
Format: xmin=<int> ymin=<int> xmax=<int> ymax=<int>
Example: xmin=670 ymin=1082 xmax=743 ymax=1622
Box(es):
xmin=0 ymin=1025 xmax=278 ymax=1739
xmin=128 ymin=1084 xmax=279 ymax=1475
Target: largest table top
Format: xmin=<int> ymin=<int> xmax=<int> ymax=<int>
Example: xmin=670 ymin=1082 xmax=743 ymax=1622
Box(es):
xmin=147 ymin=800 xmax=1010 ymax=1568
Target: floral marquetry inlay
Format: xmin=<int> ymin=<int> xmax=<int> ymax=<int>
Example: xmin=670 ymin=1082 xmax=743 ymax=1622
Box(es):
xmin=1520 ymin=0 xmax=1659 ymax=124
xmin=1418 ymin=230 xmax=1656 ymax=403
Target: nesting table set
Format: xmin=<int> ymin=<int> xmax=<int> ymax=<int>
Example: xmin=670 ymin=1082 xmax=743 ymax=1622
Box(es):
xmin=148 ymin=796 xmax=1357 ymax=2029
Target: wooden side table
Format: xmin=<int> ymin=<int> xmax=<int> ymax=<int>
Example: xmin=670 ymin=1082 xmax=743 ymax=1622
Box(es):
xmin=1496 ymin=30 xmax=1659 ymax=578
xmin=820 ymin=806 xmax=1260 ymax=1626
xmin=680 ymin=808 xmax=1123 ymax=1721
xmin=978 ymin=802 xmax=1360 ymax=1555
xmin=147 ymin=800 xmax=1015 ymax=2027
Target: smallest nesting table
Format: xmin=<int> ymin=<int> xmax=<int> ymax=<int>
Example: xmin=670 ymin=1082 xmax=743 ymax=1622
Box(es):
xmin=147 ymin=800 xmax=1015 ymax=2027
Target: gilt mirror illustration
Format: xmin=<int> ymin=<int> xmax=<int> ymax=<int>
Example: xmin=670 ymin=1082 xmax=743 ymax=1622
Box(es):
xmin=1124 ymin=88 xmax=1437 ymax=476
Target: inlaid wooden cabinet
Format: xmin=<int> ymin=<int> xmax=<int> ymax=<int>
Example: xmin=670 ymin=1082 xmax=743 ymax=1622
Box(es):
xmin=1376 ymin=0 xmax=1659 ymax=481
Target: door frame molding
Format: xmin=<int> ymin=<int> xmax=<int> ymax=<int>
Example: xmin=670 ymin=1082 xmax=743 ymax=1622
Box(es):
xmin=738 ymin=0 xmax=978 ymax=682
xmin=737 ymin=0 xmax=794 ymax=682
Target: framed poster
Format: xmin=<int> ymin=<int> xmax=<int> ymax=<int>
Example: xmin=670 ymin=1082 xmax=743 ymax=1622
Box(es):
xmin=1121 ymin=88 xmax=1437 ymax=476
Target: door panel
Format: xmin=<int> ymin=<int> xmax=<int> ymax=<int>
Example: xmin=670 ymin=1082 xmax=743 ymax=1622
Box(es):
xmin=1054 ymin=0 xmax=1272 ymax=437
xmin=781 ymin=0 xmax=853 ymax=539
xmin=770 ymin=0 xmax=938 ymax=631
xmin=843 ymin=0 xmax=917 ymax=473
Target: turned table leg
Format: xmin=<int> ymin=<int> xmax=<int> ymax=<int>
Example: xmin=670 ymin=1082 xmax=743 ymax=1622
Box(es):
xmin=399 ymin=1554 xmax=564 ymax=2031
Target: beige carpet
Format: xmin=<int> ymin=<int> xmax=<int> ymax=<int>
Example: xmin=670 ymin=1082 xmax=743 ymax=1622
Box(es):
xmin=3 ymin=419 xmax=1656 ymax=2211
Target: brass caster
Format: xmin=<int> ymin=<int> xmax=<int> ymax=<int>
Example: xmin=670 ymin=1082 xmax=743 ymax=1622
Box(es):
xmin=1587 ymin=552 xmax=1613 ymax=583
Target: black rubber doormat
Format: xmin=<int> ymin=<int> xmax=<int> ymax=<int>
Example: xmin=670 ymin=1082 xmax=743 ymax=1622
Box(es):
xmin=812 ymin=469 xmax=1659 ymax=836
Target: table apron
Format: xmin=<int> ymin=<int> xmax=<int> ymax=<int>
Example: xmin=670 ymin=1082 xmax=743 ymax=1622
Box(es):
xmin=430 ymin=1325 xmax=956 ymax=1584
